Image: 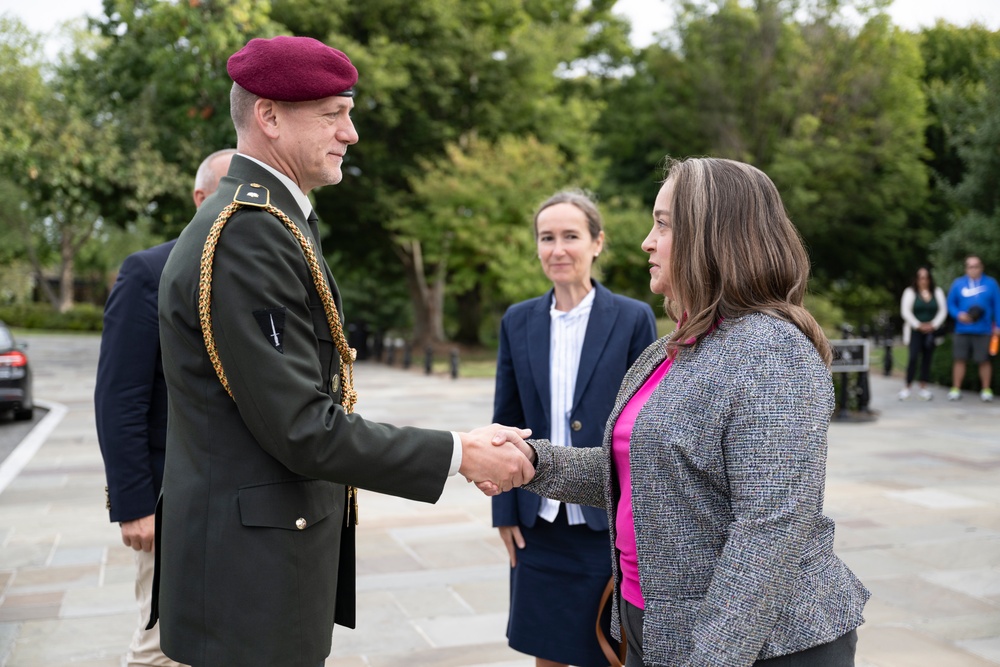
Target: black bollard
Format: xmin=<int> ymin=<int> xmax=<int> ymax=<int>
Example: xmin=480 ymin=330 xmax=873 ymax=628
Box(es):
xmin=836 ymin=372 xmax=851 ymax=418
xmin=449 ymin=348 xmax=459 ymax=379
xmin=858 ymin=370 xmax=871 ymax=412
xmin=403 ymin=342 xmax=412 ymax=370
xmin=386 ymin=340 xmax=396 ymax=366
xmin=882 ymin=320 xmax=894 ymax=377
xmin=424 ymin=346 xmax=433 ymax=375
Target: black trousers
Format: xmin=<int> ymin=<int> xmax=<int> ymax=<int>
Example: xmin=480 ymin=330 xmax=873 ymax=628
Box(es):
xmin=906 ymin=329 xmax=936 ymax=385
xmin=619 ymin=598 xmax=858 ymax=666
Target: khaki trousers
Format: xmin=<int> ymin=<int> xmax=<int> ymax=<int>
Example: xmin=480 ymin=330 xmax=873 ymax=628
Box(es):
xmin=127 ymin=548 xmax=187 ymax=667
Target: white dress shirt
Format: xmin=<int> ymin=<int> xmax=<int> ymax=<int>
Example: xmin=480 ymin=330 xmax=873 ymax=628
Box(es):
xmin=538 ymin=287 xmax=595 ymax=525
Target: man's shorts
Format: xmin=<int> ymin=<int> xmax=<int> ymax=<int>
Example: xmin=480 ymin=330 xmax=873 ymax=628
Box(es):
xmin=953 ymin=333 xmax=991 ymax=363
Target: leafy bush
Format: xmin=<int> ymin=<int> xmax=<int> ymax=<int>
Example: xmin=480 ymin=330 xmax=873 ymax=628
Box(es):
xmin=804 ymin=292 xmax=846 ymax=338
xmin=0 ymin=303 xmax=104 ymax=331
xmin=929 ymin=336 xmax=1000 ymax=392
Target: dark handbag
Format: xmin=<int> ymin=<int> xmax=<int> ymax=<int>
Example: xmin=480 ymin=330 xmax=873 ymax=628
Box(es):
xmin=597 ymin=576 xmax=627 ymax=667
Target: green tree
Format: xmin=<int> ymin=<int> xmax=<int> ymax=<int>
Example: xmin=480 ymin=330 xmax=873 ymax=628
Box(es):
xmin=279 ymin=0 xmax=630 ymax=344
xmin=770 ymin=15 xmax=930 ymax=312
xmin=919 ymin=22 xmax=1000 ymax=190
xmin=0 ymin=16 xmax=177 ymax=311
xmin=599 ymin=1 xmax=932 ymax=323
xmin=71 ymin=0 xmax=280 ymax=236
xmin=931 ymin=55 xmax=1000 ymax=281
xmin=399 ymin=135 xmax=584 ymax=344
xmin=597 ymin=0 xmax=808 ymax=203
xmin=598 ymin=193 xmax=661 ymax=310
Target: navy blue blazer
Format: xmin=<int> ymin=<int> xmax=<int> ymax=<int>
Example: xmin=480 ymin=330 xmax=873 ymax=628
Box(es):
xmin=95 ymin=239 xmax=175 ymax=523
xmin=492 ymin=281 xmax=656 ymax=530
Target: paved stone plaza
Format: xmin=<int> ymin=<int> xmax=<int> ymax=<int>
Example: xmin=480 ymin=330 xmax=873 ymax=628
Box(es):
xmin=0 ymin=333 xmax=998 ymax=666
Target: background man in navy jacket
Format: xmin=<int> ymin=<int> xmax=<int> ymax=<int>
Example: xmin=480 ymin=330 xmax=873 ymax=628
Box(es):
xmin=95 ymin=148 xmax=236 ymax=667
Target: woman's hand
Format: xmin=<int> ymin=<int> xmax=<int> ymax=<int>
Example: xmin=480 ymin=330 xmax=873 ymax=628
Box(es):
xmin=498 ymin=525 xmax=526 ymax=567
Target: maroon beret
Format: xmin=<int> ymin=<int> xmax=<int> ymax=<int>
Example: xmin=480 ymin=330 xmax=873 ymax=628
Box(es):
xmin=227 ymin=36 xmax=357 ymax=101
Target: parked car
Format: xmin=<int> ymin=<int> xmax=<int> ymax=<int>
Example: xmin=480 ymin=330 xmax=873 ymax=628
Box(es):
xmin=0 ymin=322 xmax=33 ymax=421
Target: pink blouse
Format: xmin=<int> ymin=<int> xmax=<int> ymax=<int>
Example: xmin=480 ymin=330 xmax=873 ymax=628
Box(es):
xmin=611 ymin=355 xmax=673 ymax=609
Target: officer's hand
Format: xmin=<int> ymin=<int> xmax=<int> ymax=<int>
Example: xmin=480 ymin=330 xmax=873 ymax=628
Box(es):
xmin=120 ymin=514 xmax=156 ymax=552
xmin=458 ymin=424 xmax=533 ymax=492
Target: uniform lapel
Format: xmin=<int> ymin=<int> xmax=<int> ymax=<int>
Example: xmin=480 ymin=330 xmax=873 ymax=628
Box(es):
xmin=306 ymin=210 xmax=324 ymax=257
xmin=307 ymin=211 xmax=343 ymax=315
xmin=572 ymin=283 xmax=616 ymax=409
xmin=527 ymin=291 xmax=552 ymax=425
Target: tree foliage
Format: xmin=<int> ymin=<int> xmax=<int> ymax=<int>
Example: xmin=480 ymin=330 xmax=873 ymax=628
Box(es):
xmin=398 ymin=135 xmax=579 ymax=342
xmin=291 ymin=0 xmax=630 ymax=343
xmin=70 ymin=0 xmax=281 ymax=235
xmin=1 ymin=0 xmax=998 ymax=340
xmin=931 ymin=54 xmax=1000 ymax=282
xmin=598 ymin=0 xmax=932 ymax=323
xmin=0 ymin=16 xmax=177 ymax=311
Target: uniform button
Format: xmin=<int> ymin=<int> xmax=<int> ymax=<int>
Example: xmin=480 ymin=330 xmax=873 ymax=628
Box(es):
xmin=330 ymin=374 xmax=340 ymax=393
xmin=571 ymin=420 xmax=582 ymax=431
xmin=295 ymin=517 xmax=307 ymax=530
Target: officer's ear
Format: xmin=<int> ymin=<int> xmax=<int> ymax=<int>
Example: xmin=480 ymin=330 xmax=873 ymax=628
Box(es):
xmin=192 ymin=188 xmax=209 ymax=208
xmin=254 ymin=98 xmax=281 ymax=139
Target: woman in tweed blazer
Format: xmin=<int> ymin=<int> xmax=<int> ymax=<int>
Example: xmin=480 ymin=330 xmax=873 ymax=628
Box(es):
xmin=506 ymin=157 xmax=870 ymax=666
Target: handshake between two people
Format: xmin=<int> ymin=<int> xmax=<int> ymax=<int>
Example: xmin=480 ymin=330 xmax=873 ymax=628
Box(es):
xmin=457 ymin=424 xmax=538 ymax=496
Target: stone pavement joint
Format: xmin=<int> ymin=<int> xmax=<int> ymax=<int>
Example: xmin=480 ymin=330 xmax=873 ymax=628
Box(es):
xmin=0 ymin=334 xmax=998 ymax=666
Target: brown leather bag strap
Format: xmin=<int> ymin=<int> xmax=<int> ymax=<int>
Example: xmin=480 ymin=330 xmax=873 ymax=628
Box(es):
xmin=596 ymin=576 xmax=626 ymax=667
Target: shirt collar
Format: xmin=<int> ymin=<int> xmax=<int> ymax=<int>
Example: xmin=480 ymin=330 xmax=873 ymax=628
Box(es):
xmin=550 ymin=286 xmax=596 ymax=319
xmin=237 ymin=153 xmax=314 ymax=220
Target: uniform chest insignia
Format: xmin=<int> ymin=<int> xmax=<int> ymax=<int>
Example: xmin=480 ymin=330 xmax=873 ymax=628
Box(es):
xmin=253 ymin=307 xmax=287 ymax=353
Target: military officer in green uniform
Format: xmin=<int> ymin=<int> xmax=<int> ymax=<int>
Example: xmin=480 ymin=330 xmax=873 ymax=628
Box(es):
xmin=151 ymin=36 xmax=534 ymax=667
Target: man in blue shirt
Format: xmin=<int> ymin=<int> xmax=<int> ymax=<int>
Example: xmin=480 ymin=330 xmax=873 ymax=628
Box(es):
xmin=946 ymin=255 xmax=1000 ymax=401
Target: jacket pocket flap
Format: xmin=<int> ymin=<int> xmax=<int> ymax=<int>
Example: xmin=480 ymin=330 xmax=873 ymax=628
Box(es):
xmin=238 ymin=479 xmax=341 ymax=530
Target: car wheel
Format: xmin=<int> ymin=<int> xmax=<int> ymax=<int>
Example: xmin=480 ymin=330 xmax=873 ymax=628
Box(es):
xmin=13 ymin=408 xmax=33 ymax=421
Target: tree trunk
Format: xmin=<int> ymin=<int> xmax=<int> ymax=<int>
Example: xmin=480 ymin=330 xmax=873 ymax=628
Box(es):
xmin=453 ymin=283 xmax=482 ymax=345
xmin=58 ymin=233 xmax=75 ymax=313
xmin=395 ymin=239 xmax=446 ymax=347
xmin=18 ymin=220 xmax=59 ymax=308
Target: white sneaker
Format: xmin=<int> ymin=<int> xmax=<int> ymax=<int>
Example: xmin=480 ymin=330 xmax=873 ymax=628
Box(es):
xmin=919 ymin=388 xmax=933 ymax=401
xmin=948 ymin=387 xmax=962 ymax=401
xmin=982 ymin=389 xmax=994 ymax=402
xmin=898 ymin=388 xmax=911 ymax=400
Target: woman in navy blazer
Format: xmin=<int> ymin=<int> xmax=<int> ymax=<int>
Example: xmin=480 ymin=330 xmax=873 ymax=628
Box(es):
xmin=511 ymin=158 xmax=869 ymax=667
xmin=492 ymin=190 xmax=657 ymax=667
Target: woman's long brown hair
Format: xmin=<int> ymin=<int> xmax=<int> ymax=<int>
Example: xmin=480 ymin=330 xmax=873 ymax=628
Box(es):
xmin=662 ymin=157 xmax=832 ymax=366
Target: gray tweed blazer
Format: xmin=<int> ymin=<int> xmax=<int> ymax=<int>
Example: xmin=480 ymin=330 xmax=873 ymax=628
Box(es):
xmin=525 ymin=312 xmax=869 ymax=667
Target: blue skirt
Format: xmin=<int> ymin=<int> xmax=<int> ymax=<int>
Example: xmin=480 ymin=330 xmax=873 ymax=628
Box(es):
xmin=507 ymin=507 xmax=614 ymax=667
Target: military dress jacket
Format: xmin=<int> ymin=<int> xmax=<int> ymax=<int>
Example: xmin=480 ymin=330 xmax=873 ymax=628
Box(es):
xmin=524 ymin=313 xmax=870 ymax=667
xmin=153 ymin=155 xmax=454 ymax=667
xmin=491 ymin=281 xmax=656 ymax=531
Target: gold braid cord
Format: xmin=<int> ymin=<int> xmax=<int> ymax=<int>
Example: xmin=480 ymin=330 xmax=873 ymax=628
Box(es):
xmin=198 ymin=190 xmax=361 ymax=523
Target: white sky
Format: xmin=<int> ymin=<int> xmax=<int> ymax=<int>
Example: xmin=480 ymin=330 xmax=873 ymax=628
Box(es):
xmin=616 ymin=0 xmax=1000 ymax=46
xmin=1 ymin=0 xmax=997 ymax=50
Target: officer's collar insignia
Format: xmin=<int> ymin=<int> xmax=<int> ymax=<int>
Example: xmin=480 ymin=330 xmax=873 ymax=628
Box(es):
xmin=234 ymin=183 xmax=270 ymax=207
xmin=253 ymin=307 xmax=287 ymax=353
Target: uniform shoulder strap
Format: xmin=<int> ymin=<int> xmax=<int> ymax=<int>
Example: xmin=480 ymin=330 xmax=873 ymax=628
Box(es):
xmin=232 ymin=182 xmax=271 ymax=207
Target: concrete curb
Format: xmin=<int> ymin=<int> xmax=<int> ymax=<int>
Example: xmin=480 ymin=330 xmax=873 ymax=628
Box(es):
xmin=0 ymin=399 xmax=66 ymax=496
